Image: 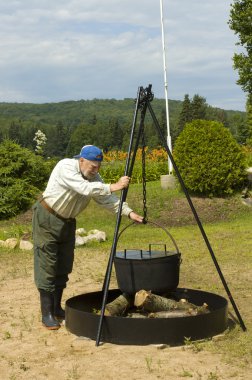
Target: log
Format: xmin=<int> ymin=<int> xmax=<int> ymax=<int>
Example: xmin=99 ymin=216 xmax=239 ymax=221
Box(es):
xmin=126 ymin=312 xmax=148 ymax=319
xmin=148 ymin=310 xmax=194 ymax=318
xmin=104 ymin=293 xmax=134 ymax=316
xmin=148 ymin=306 xmax=209 ymax=318
xmin=134 ymin=290 xmax=178 ymax=311
xmin=134 ymin=290 xmax=208 ymax=314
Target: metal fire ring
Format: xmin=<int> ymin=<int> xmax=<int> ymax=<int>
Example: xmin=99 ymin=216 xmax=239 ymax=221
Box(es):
xmin=65 ymin=288 xmax=228 ymax=346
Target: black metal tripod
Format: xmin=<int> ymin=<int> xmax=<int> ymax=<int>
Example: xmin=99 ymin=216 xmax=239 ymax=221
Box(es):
xmin=95 ymin=84 xmax=246 ymax=346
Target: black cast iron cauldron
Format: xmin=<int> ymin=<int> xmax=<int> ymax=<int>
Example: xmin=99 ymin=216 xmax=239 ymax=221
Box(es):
xmin=114 ymin=221 xmax=182 ymax=294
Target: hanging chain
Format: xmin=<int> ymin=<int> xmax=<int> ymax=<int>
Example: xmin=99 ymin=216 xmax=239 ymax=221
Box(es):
xmin=142 ymin=131 xmax=148 ymax=224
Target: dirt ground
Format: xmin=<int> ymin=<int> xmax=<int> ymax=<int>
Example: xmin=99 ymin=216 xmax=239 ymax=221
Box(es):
xmin=1 ymin=195 xmax=251 ymax=380
xmin=0 ymin=246 xmax=251 ymax=380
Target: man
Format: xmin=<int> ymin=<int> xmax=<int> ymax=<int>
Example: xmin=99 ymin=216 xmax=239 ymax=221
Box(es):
xmin=32 ymin=145 xmax=143 ymax=330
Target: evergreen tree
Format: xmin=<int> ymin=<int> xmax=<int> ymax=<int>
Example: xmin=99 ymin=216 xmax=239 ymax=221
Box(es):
xmin=177 ymin=94 xmax=192 ymax=137
xmin=159 ymin=108 xmax=168 ymax=139
xmin=8 ymin=122 xmax=22 ymax=144
xmin=191 ymin=94 xmax=207 ymax=120
xmin=145 ymin=122 xmax=159 ymax=148
xmin=214 ymin=109 xmax=229 ymax=128
xmin=46 ymin=121 xmax=70 ymax=158
xmin=111 ymin=118 xmax=123 ymax=149
xmin=22 ymin=125 xmax=38 ymax=150
xmin=91 ymin=114 xmax=97 ymax=125
xmin=158 ymin=108 xmax=175 ymax=146
xmin=121 ymin=124 xmax=131 ymax=151
xmin=67 ymin=123 xmax=97 ymax=157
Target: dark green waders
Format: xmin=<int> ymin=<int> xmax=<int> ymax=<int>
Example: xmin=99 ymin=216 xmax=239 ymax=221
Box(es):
xmin=32 ymin=201 xmax=76 ymax=329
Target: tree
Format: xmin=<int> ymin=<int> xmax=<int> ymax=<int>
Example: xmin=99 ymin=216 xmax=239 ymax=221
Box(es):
xmin=229 ymin=0 xmax=252 ymax=100
xmin=159 ymin=108 xmax=168 ymax=140
xmin=66 ymin=123 xmax=97 ymax=157
xmin=8 ymin=122 xmax=22 ymax=144
xmin=177 ymin=94 xmax=192 ymax=137
xmin=175 ymin=94 xmax=207 ymax=142
xmin=110 ymin=118 xmax=123 ymax=149
xmin=91 ymin=114 xmax=97 ymax=125
xmin=212 ymin=109 xmax=229 ymax=128
xmin=191 ymin=94 xmax=207 ymax=120
xmin=46 ymin=121 xmax=70 ymax=158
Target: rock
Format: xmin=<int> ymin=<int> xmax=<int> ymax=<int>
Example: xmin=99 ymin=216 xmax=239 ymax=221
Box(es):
xmin=75 ymin=228 xmax=87 ymax=236
xmin=2 ymin=238 xmax=19 ymax=249
xmin=75 ymin=235 xmax=87 ymax=247
xmin=78 ymin=235 xmax=93 ymax=244
xmin=87 ymin=229 xmax=100 ymax=235
xmin=75 ymin=229 xmax=107 ymax=246
xmin=0 ymin=227 xmax=106 ymax=251
xmin=19 ymin=240 xmax=33 ymax=250
xmin=78 ymin=232 xmax=107 ymax=245
xmin=87 ymin=231 xmax=106 ymax=242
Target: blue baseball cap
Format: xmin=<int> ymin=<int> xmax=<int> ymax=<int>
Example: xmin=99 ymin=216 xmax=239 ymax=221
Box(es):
xmin=73 ymin=145 xmax=103 ymax=161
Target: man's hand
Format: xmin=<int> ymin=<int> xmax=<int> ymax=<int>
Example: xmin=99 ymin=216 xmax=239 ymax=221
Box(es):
xmin=128 ymin=211 xmax=144 ymax=223
xmin=110 ymin=176 xmax=131 ymax=192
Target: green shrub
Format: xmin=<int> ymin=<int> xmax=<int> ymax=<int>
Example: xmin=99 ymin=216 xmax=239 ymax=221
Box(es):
xmin=100 ymin=161 xmax=168 ymax=184
xmin=173 ymin=120 xmax=247 ymax=196
xmin=100 ymin=162 xmax=125 ymax=183
xmin=0 ymin=140 xmax=54 ymax=219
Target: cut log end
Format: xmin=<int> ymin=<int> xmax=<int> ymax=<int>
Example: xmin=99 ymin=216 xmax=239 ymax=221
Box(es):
xmin=104 ymin=293 xmax=134 ymax=316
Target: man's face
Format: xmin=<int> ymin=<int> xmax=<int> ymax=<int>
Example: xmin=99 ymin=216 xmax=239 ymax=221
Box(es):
xmin=79 ymin=158 xmax=101 ymax=179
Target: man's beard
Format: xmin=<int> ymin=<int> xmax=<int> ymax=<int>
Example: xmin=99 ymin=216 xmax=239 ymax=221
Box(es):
xmin=81 ymin=170 xmax=95 ymax=180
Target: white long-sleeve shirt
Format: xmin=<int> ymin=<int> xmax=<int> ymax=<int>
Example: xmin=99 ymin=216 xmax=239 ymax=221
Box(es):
xmin=42 ymin=158 xmax=133 ymax=219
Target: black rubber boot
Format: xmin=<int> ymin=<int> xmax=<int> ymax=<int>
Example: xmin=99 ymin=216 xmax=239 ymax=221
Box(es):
xmin=54 ymin=288 xmax=65 ymax=320
xmin=39 ymin=289 xmax=61 ymax=330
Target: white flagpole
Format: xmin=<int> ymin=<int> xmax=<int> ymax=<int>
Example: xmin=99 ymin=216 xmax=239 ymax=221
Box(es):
xmin=160 ymin=0 xmax=173 ymax=173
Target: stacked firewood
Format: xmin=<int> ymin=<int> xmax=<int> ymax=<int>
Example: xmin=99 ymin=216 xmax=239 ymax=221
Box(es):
xmin=103 ymin=290 xmax=209 ymax=318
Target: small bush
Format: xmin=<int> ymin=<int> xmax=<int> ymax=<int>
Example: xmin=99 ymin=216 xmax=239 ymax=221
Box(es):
xmin=173 ymin=120 xmax=247 ymax=196
xmin=100 ymin=161 xmax=167 ymax=184
xmin=0 ymin=140 xmax=54 ymax=219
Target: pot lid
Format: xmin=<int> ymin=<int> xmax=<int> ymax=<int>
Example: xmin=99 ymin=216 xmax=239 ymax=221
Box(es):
xmin=115 ymin=249 xmax=179 ymax=260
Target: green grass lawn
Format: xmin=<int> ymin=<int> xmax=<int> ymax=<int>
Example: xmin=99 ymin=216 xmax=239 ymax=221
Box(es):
xmin=0 ymin=180 xmax=251 ymax=365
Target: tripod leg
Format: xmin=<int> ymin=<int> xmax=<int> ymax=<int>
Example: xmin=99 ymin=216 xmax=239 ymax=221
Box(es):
xmin=146 ymin=99 xmax=246 ymax=332
xmin=95 ymin=87 xmax=149 ymax=346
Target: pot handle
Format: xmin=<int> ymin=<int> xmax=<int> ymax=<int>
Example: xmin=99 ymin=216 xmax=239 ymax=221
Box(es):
xmin=117 ymin=219 xmax=180 ymax=254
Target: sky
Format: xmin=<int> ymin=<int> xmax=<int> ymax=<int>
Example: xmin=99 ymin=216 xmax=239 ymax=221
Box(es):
xmin=0 ymin=0 xmax=246 ymax=111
